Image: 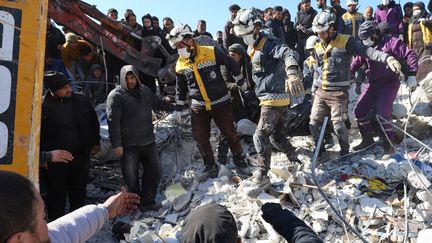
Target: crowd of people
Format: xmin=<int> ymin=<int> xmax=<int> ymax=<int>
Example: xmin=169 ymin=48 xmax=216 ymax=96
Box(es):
xmin=8 ymin=0 xmax=431 ymax=242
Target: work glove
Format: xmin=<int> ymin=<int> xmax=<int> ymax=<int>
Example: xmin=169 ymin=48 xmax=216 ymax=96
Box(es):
xmin=385 ymin=56 xmax=402 ymax=74
xmin=285 ymin=74 xmax=304 ymax=97
xmin=406 ymin=76 xmax=417 ymax=91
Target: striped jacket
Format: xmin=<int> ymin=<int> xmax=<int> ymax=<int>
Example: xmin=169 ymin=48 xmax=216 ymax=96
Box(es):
xmin=313 ymin=33 xmax=389 ymax=91
xmin=175 ymin=44 xmax=243 ymax=110
xmin=249 ymin=32 xmax=299 ymax=107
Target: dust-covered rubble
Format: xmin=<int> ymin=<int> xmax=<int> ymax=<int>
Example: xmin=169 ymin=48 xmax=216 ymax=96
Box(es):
xmin=87 ymin=83 xmax=432 ymax=243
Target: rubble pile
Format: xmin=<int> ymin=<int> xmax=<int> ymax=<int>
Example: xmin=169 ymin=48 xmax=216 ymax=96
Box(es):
xmin=87 ymin=84 xmax=432 ymax=243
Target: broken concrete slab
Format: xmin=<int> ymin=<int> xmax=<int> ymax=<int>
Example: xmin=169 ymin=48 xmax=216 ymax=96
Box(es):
xmin=407 ymin=170 xmax=431 ymax=190
xmin=237 ymin=119 xmax=257 ymax=136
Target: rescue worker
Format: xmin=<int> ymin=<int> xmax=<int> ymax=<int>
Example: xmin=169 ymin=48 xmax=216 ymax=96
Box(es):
xmin=338 ymin=0 xmax=365 ymax=94
xmin=306 ymin=35 xmax=335 ymax=149
xmin=351 ymin=21 xmax=418 ymax=159
xmin=167 ymin=24 xmax=251 ymax=181
xmin=375 ymin=0 xmax=404 ymax=38
xmin=232 ymin=8 xmax=303 ymax=187
xmin=407 ymin=2 xmax=432 ymax=81
xmin=304 ymin=35 xmax=320 ymax=92
xmin=338 ymin=0 xmax=364 ymax=39
xmin=310 ymin=11 xmax=402 ymax=157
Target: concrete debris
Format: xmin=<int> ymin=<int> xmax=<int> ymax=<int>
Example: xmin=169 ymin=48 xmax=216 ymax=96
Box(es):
xmin=87 ymin=97 xmax=432 ymax=243
xmin=407 ymin=170 xmax=431 ymax=190
xmin=392 ymin=103 xmax=408 ymax=119
xmin=417 ymin=229 xmax=432 ymax=243
xmin=236 ymin=119 xmax=257 ymax=136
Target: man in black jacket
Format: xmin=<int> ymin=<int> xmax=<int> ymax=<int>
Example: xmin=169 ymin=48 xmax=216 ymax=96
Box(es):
xmin=295 ymin=0 xmax=318 ymax=68
xmin=41 ymin=71 xmax=100 ymax=221
xmin=265 ymin=6 xmax=286 ymax=43
xmin=106 ymin=65 xmax=177 ymax=211
xmin=223 ymin=4 xmax=246 ymax=50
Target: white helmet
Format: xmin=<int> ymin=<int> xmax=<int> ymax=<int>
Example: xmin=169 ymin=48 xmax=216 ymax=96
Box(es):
xmin=312 ymin=11 xmax=336 ymax=33
xmin=166 ymin=24 xmax=193 ymax=49
xmin=346 ymin=0 xmax=358 ymax=5
xmin=232 ymin=8 xmax=262 ymax=37
xmin=305 ymin=35 xmax=319 ymax=50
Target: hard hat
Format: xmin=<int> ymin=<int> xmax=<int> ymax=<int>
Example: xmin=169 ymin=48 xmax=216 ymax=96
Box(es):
xmin=305 ymin=35 xmax=320 ymax=49
xmin=358 ymin=21 xmax=379 ymax=40
xmin=312 ymin=11 xmax=336 ymax=33
xmin=346 ymin=0 xmax=358 ymax=5
xmin=232 ymin=8 xmax=263 ymax=37
xmin=166 ymin=24 xmax=194 ymax=48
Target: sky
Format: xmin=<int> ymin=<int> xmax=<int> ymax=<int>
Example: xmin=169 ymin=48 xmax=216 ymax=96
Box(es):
xmin=84 ymin=0 xmax=415 ymax=37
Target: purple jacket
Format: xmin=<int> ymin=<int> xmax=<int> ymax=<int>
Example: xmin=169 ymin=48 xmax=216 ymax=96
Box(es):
xmin=351 ymin=36 xmax=418 ymax=86
xmin=375 ymin=3 xmax=404 ymax=36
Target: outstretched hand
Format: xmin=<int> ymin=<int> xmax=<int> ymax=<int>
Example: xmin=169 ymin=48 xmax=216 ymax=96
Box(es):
xmin=103 ymin=187 xmax=140 ymax=219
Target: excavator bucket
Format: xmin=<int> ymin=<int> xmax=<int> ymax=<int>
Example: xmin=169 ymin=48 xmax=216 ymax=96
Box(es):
xmin=48 ymin=0 xmax=163 ymax=77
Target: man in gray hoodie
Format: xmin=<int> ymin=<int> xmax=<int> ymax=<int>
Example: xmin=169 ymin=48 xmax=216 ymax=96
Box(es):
xmin=106 ymin=65 xmax=178 ymax=210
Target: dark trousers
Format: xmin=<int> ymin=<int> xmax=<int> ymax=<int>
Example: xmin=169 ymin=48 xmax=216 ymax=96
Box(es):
xmin=253 ymin=106 xmax=296 ymax=173
xmin=191 ymin=103 xmax=243 ymax=169
xmin=121 ymin=143 xmax=161 ymax=205
xmin=45 ymin=152 xmax=89 ymax=221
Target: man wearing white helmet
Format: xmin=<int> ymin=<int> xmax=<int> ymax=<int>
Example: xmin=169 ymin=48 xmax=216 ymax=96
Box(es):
xmin=167 ymin=24 xmax=251 ymax=181
xmin=232 ymin=8 xmax=303 ymax=188
xmin=304 ymin=35 xmax=320 ymax=93
xmin=338 ymin=0 xmax=364 ymax=38
xmin=338 ymin=0 xmax=365 ymax=95
xmin=309 ymin=11 xmax=402 ymax=157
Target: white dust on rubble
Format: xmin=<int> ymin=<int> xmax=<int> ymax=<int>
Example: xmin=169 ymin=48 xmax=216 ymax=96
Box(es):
xmin=87 ymin=82 xmax=432 ymax=242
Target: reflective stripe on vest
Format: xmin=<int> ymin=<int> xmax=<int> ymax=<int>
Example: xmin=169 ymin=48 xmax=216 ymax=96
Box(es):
xmin=408 ymin=21 xmax=432 ymax=49
xmin=342 ymin=12 xmax=363 ymax=37
xmin=314 ymin=34 xmax=350 ymax=90
xmin=176 ymin=45 xmax=217 ymax=110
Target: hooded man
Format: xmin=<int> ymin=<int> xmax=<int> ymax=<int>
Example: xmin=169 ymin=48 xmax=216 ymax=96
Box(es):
xmin=106 ymin=65 xmax=179 ymax=211
xmin=41 ymin=71 xmax=100 ymax=221
xmin=351 ymin=21 xmax=418 ymax=159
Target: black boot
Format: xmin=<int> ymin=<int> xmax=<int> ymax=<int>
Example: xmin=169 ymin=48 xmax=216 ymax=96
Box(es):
xmin=353 ymin=134 xmax=374 ymax=151
xmin=334 ymin=125 xmax=350 ymax=157
xmin=309 ymin=124 xmax=326 ymax=157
